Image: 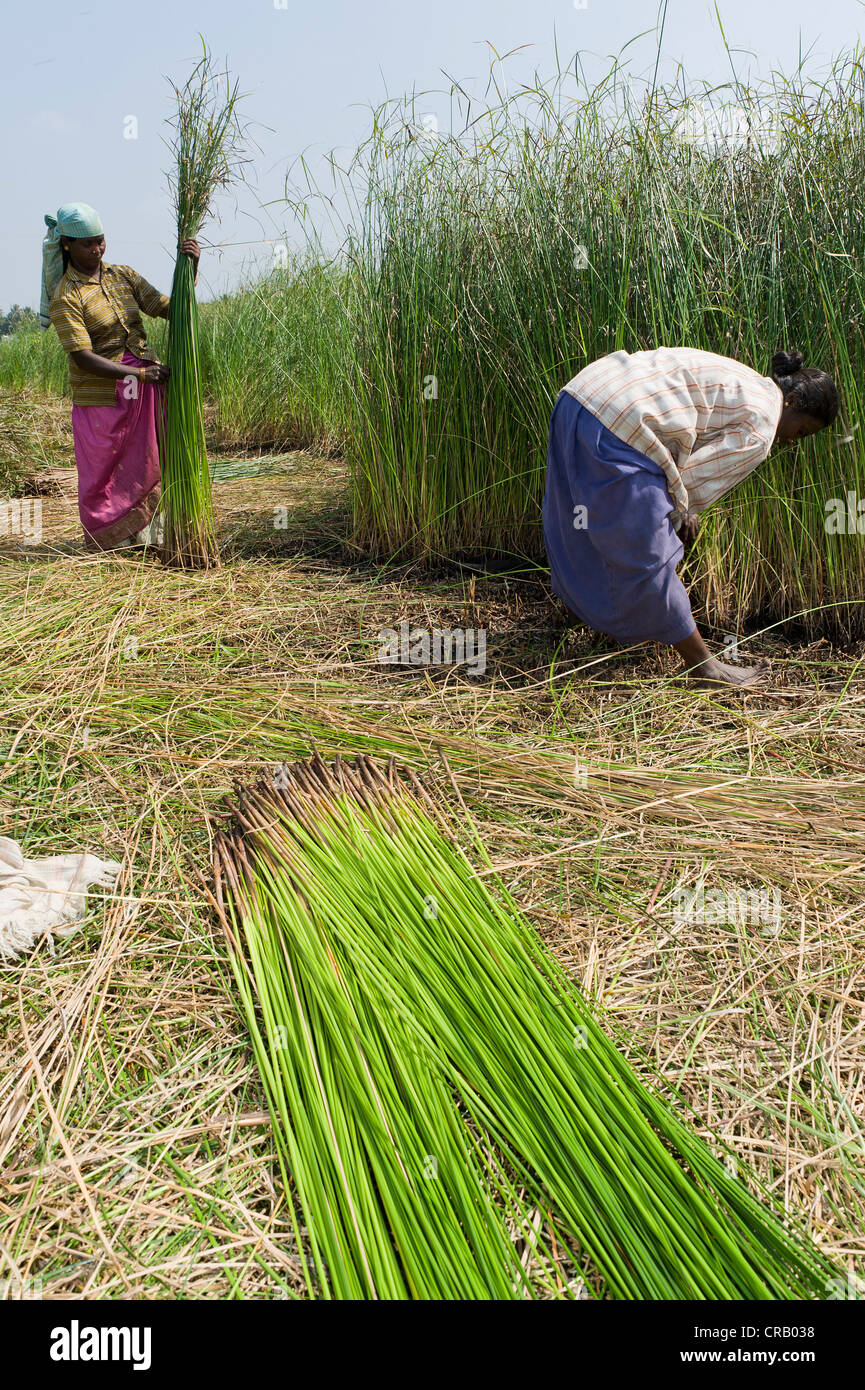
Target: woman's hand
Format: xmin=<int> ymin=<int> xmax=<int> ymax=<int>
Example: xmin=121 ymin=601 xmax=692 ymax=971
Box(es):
xmin=180 ymin=238 xmax=201 ymax=283
xmin=70 ymin=349 xmax=169 ymax=384
xmin=680 ymin=512 xmax=701 ymax=551
xmin=140 ymin=362 xmax=170 ymax=385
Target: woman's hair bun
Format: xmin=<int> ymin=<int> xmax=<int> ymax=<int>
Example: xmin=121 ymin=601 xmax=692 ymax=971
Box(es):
xmin=771 ymin=349 xmax=804 ymax=379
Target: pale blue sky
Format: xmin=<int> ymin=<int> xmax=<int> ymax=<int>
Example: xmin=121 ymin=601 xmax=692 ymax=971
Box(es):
xmin=3 ymin=0 xmax=864 ymax=312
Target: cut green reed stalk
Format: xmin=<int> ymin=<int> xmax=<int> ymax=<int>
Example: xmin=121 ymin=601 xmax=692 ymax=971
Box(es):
xmin=214 ymin=813 xmax=547 ymax=1300
xmin=213 ymin=753 xmax=842 ymax=1300
xmin=159 ymin=43 xmax=246 ymax=568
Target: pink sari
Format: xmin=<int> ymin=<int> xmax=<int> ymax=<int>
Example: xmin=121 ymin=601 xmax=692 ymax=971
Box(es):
xmin=71 ymin=351 xmax=163 ymax=550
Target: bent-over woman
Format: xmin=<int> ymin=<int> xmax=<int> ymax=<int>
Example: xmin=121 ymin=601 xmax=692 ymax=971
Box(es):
xmin=542 ymin=347 xmax=838 ymax=686
xmin=42 ymin=202 xmax=200 ymax=551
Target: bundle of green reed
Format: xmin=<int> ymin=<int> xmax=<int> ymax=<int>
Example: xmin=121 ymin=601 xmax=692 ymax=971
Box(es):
xmin=159 ymin=44 xmax=245 ymax=568
xmin=212 ymin=753 xmax=840 ymax=1300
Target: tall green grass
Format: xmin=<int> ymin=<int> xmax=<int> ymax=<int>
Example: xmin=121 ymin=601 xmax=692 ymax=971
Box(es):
xmin=5 ymin=37 xmax=865 ymax=634
xmin=194 ymin=255 xmax=350 ymax=452
xmin=288 ymin=47 xmax=865 ymax=635
xmin=0 ymin=328 xmax=69 ymax=397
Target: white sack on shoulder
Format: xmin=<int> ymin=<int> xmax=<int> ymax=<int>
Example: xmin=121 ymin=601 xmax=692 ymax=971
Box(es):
xmin=0 ymin=836 xmax=122 ymax=961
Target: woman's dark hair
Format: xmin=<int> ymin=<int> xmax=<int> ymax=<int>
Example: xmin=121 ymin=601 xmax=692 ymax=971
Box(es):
xmin=771 ymin=349 xmax=838 ymax=425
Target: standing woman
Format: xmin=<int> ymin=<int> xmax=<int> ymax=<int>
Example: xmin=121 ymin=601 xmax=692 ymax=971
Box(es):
xmin=542 ymin=347 xmax=838 ymax=686
xmin=42 ymin=202 xmax=200 ymax=551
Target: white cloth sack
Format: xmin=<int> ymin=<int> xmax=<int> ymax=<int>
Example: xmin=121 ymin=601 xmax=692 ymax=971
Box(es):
xmin=0 ymin=836 xmax=122 ymax=960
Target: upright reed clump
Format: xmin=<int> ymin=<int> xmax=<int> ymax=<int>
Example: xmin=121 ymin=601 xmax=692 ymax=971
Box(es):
xmin=213 ymin=753 xmax=841 ymax=1301
xmin=159 ymin=45 xmax=245 ymax=568
xmin=285 ymin=45 xmax=865 ymax=636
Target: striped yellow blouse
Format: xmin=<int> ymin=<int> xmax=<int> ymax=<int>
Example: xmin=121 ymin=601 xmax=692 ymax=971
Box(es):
xmin=49 ymin=262 xmax=170 ymax=406
xmin=562 ymin=348 xmax=783 ymax=525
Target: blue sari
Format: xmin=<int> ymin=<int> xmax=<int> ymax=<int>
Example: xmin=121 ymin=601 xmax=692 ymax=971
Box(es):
xmin=542 ymin=392 xmax=696 ymax=645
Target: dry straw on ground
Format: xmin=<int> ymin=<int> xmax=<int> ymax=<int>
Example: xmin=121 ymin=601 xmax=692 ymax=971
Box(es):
xmin=1 ymin=463 xmax=863 ymax=1297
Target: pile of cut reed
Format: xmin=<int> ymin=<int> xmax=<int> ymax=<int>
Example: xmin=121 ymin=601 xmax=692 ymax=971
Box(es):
xmin=212 ymin=753 xmax=840 ymax=1300
xmin=159 ymin=45 xmax=245 ymax=568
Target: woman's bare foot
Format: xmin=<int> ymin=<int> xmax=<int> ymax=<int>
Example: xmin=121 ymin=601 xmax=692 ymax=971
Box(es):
xmin=687 ymin=657 xmax=770 ymax=688
xmin=672 ymin=627 xmax=769 ymax=689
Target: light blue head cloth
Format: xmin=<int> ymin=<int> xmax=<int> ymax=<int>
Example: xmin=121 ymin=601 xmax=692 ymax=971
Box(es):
xmin=40 ymin=202 xmax=104 ymax=329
